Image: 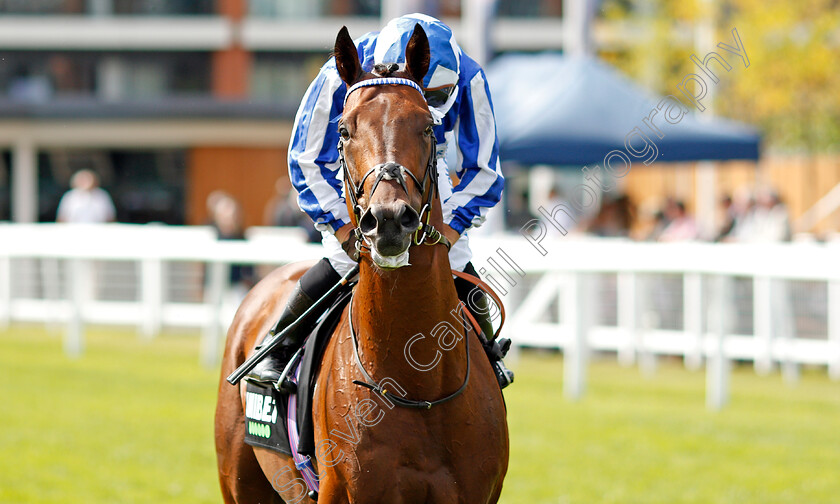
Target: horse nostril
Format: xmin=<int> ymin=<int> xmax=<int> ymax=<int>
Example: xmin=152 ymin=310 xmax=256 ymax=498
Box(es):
xmin=359 ymin=208 xmax=377 ymax=235
xmin=400 ymin=205 xmax=420 ymax=231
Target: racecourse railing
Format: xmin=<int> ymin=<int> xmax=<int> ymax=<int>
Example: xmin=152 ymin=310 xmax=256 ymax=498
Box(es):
xmin=1 ymin=223 xmax=838 ymax=409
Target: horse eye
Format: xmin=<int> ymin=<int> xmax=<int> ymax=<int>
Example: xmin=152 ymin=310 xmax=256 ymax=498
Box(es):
xmin=424 ymin=125 xmax=434 ymax=137
xmin=339 ymin=126 xmax=350 ymax=140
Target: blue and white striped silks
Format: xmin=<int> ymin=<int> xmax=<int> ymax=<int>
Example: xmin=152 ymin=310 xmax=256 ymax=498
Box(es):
xmin=288 ymin=15 xmax=503 ymax=238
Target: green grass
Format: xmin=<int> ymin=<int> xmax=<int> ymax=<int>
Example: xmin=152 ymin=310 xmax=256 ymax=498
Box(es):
xmin=504 ymin=351 xmax=840 ymax=503
xmin=0 ymin=326 xmax=219 ymax=503
xmin=1 ymin=326 xmax=838 ymax=503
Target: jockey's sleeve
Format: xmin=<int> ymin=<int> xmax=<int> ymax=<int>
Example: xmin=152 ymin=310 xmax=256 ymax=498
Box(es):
xmin=442 ymin=62 xmax=504 ymax=235
xmin=288 ymin=66 xmax=350 ymax=234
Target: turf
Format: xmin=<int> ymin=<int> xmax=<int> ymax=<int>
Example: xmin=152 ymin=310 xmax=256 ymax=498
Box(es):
xmin=0 ymin=325 xmax=838 ymax=503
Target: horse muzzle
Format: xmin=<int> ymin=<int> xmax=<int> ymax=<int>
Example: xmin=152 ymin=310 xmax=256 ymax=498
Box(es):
xmin=359 ymin=201 xmax=421 ymax=267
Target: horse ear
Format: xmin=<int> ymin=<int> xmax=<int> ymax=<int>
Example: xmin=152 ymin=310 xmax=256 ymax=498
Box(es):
xmin=334 ymin=26 xmax=362 ymax=85
xmin=404 ymin=24 xmax=430 ymax=85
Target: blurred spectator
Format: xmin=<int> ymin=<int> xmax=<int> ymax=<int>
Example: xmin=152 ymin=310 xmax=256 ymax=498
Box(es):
xmin=263 ymin=178 xmax=321 ymax=243
xmin=506 ymin=187 xmax=536 ymax=230
xmin=56 ymin=169 xmax=116 ymax=223
xmin=714 ymin=194 xmax=737 ymax=242
xmin=750 ymin=188 xmax=791 ymax=242
xmin=587 ymin=194 xmax=635 ymax=238
xmin=205 ymin=189 xmax=233 ymax=224
xmin=727 ymin=188 xmax=757 ymax=242
xmin=541 ymin=187 xmax=577 ymax=237
xmin=635 ymin=197 xmax=667 ymax=241
xmin=727 ymin=186 xmax=790 ymax=243
xmin=210 ymin=194 xmax=246 ymax=241
xmin=726 ymin=186 xmax=794 ymax=342
xmin=207 ymin=193 xmax=255 ymax=297
xmin=264 ymin=179 xmax=299 ymax=227
xmin=643 ymin=210 xmax=667 ymax=241
xmin=658 ymin=199 xmax=697 ymax=242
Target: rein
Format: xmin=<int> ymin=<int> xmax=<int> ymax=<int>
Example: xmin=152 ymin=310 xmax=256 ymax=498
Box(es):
xmin=338 ymin=76 xmax=451 ymax=256
xmin=452 ymin=269 xmax=507 ymax=340
xmin=349 ymin=296 xmax=472 ymax=410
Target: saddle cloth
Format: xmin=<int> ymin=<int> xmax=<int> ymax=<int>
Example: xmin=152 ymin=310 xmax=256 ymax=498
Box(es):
xmin=243 ymin=288 xmax=353 ymax=457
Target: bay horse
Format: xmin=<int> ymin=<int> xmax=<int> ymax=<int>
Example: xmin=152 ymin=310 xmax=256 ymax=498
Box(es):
xmin=215 ymin=24 xmax=509 ymax=503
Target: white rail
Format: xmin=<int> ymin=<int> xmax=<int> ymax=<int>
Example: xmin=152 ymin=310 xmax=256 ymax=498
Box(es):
xmin=479 ymin=236 xmax=840 ymax=408
xmin=1 ymin=224 xmax=838 ymax=409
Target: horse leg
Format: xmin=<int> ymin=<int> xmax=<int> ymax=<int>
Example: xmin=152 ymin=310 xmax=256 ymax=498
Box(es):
xmin=215 ymin=262 xmax=318 ymax=503
xmin=215 ymin=378 xmax=283 ymax=503
xmin=215 ymin=363 xmax=288 ymax=504
xmin=487 ymin=483 xmax=503 ymax=504
xmin=252 ymin=448 xmax=316 ymax=504
xmin=312 ymin=478 xmax=348 ymax=504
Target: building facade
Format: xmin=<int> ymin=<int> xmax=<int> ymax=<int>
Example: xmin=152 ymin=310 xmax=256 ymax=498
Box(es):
xmin=0 ymin=0 xmax=572 ymax=228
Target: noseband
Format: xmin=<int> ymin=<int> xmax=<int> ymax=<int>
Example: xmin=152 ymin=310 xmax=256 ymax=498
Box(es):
xmin=338 ymin=77 xmax=450 ymax=253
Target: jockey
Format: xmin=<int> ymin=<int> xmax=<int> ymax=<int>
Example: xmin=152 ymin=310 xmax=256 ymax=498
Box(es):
xmin=248 ymin=13 xmax=513 ymax=390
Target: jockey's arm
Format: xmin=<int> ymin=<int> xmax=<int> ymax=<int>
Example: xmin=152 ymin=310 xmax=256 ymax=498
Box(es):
xmin=334 ymin=223 xmax=354 ymax=244
xmin=288 ymin=68 xmax=352 ymax=235
xmin=442 ymin=63 xmax=504 ymax=238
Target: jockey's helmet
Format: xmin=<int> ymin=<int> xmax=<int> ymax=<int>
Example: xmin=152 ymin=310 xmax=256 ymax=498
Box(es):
xmin=374 ymin=13 xmax=461 ymax=115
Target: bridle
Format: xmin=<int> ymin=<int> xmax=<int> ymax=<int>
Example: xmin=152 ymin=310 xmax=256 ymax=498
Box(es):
xmin=338 ymin=76 xmax=468 ymax=409
xmin=337 ymin=77 xmax=451 ymax=255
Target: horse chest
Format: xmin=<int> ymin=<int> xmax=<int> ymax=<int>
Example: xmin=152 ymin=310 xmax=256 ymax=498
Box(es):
xmin=312 ymin=341 xmax=505 ymax=503
xmin=315 ymin=380 xmax=505 ymax=502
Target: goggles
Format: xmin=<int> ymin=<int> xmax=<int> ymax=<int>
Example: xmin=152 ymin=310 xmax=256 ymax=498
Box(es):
xmin=424 ymin=85 xmax=456 ymax=109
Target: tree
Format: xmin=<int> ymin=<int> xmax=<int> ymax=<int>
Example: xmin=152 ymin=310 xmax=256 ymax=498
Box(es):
xmin=598 ymin=0 xmax=840 ymax=152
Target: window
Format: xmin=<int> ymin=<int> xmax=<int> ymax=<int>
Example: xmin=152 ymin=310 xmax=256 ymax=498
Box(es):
xmin=0 ymin=0 xmax=85 ymax=15
xmin=112 ymin=0 xmax=215 ymax=15
xmin=248 ymin=0 xmax=322 ymax=18
xmin=0 ymin=0 xmax=215 ymax=15
xmin=497 ymin=0 xmax=561 ymax=18
xmin=248 ymin=0 xmax=379 ymax=18
xmin=108 ymin=150 xmax=187 ymax=224
xmin=0 ymin=53 xmax=97 ymax=101
xmin=0 ymin=51 xmax=212 ymax=102
xmin=250 ymin=53 xmax=324 ymax=106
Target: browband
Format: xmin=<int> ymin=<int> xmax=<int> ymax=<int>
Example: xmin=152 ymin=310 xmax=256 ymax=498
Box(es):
xmin=343 ymin=77 xmax=424 ymax=107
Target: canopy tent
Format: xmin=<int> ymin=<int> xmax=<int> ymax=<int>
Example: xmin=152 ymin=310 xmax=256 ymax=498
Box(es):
xmin=484 ymin=53 xmax=760 ymax=166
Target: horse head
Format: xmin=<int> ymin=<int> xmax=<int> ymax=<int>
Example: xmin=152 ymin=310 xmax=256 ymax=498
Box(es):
xmin=334 ymin=25 xmax=436 ymax=268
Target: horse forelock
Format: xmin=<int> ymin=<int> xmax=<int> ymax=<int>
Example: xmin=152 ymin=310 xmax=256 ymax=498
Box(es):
xmin=373 ymin=63 xmax=400 ymax=77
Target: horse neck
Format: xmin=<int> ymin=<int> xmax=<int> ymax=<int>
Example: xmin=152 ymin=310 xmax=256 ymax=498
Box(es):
xmin=352 ymin=226 xmax=465 ymax=394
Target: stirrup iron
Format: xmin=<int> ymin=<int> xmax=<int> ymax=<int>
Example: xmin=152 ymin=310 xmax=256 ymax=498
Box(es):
xmin=493 ymin=359 xmax=515 ymax=390
xmin=275 ymin=347 xmax=304 ymax=394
